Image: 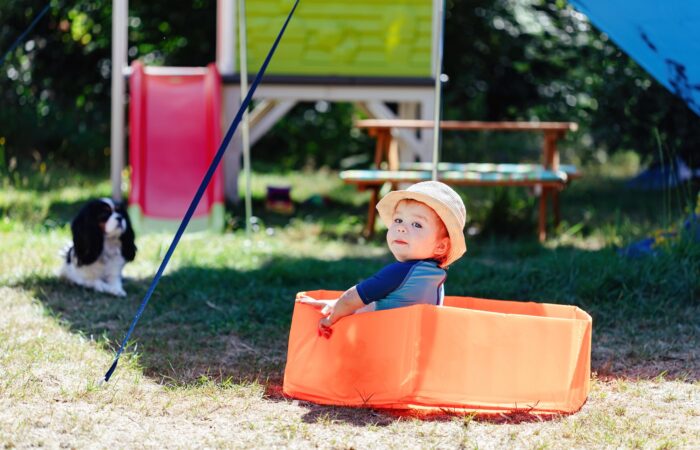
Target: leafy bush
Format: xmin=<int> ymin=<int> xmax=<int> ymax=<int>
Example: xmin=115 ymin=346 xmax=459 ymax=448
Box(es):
xmin=1 ymin=0 xmax=699 ymax=172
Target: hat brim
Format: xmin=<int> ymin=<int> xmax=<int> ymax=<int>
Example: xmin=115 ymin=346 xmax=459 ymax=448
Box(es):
xmin=377 ymin=190 xmax=467 ymax=267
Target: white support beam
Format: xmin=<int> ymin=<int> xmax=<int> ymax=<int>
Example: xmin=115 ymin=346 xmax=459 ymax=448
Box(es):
xmin=418 ymin=96 xmax=436 ymax=162
xmin=110 ymin=0 xmax=128 ymax=202
xmin=217 ymin=0 xmax=241 ymax=202
xmin=247 ymin=99 xmax=276 ymax=129
xmin=398 ymin=102 xmax=419 ymax=120
xmin=363 ymin=101 xmax=426 ymax=161
xmin=222 ymin=88 xmax=242 ymax=202
xmin=249 ymin=100 xmax=297 ymax=146
xmin=253 ymin=84 xmax=434 ymax=103
xmin=398 ymin=102 xmax=420 ymax=163
xmin=216 ymin=0 xmax=236 ymax=75
xmin=431 ymin=0 xmax=440 ymax=79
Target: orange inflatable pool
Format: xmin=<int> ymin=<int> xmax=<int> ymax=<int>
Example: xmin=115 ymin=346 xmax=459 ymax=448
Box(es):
xmin=283 ymin=290 xmax=591 ymax=414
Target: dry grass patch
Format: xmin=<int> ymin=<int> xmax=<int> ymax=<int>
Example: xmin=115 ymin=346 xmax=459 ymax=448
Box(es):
xmin=2 ymin=285 xmax=699 ymax=448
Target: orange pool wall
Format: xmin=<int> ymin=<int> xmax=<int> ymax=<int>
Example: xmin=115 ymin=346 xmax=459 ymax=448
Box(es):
xmin=283 ymin=290 xmax=592 ymax=414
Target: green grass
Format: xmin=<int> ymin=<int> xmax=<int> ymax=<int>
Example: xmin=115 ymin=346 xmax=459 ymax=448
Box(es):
xmin=0 ymin=163 xmax=698 ymax=447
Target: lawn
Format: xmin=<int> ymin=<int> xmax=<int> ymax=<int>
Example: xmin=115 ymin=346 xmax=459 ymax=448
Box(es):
xmin=1 ymin=164 xmax=698 ymax=448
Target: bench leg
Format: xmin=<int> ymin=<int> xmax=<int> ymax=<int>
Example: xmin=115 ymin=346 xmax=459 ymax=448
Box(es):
xmin=364 ymin=187 xmax=379 ymax=238
xmin=539 ymin=187 xmax=548 ymax=242
xmin=553 ymin=189 xmax=561 ymax=227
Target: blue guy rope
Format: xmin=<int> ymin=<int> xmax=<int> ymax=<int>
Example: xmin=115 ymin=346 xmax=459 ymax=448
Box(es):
xmin=0 ymin=3 xmax=51 ymax=68
xmin=103 ymin=0 xmax=301 ymax=383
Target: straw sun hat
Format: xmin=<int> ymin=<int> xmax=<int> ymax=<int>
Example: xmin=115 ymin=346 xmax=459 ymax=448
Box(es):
xmin=376 ymin=181 xmax=467 ymax=268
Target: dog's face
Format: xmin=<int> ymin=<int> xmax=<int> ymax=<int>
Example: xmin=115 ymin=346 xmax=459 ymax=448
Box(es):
xmin=71 ymin=198 xmax=137 ymax=266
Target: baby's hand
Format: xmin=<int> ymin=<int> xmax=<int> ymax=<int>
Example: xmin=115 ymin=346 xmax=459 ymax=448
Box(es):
xmin=296 ymin=296 xmax=337 ymax=316
xmin=318 ymin=316 xmax=333 ymax=339
xmin=296 ymin=295 xmax=336 ymax=338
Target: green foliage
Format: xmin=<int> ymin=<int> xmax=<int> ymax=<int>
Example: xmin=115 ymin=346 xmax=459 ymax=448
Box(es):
xmin=1 ymin=0 xmax=699 ymax=171
xmin=1 ymin=0 xmax=108 ymax=169
xmin=0 ymin=0 xmax=216 ymax=170
xmin=442 ymin=0 xmax=700 ymax=167
xmin=479 ymin=187 xmax=537 ymax=237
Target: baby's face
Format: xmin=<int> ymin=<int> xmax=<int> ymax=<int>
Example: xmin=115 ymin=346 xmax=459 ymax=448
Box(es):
xmin=386 ymin=201 xmax=449 ymax=263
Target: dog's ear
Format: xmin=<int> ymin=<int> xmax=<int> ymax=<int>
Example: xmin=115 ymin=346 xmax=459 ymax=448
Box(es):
xmin=119 ymin=205 xmax=137 ymax=262
xmin=71 ymin=201 xmax=103 ymax=266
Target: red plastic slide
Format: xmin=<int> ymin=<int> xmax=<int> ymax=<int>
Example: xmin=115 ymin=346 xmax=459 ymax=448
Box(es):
xmin=128 ymin=61 xmax=224 ymax=233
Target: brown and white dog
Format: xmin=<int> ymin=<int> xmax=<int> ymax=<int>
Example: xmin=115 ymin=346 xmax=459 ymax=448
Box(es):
xmin=60 ymin=198 xmax=136 ymax=296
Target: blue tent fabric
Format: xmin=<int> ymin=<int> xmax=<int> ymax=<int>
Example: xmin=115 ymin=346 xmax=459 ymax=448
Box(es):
xmin=569 ymin=1 xmax=700 ymax=115
xmin=626 ymin=156 xmax=697 ymax=190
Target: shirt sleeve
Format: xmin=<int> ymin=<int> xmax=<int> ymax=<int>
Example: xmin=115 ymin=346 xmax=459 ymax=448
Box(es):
xmin=355 ymin=261 xmax=416 ymax=304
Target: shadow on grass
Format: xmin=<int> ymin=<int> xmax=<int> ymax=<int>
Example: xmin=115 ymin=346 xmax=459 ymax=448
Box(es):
xmin=295 ymin=402 xmax=577 ymax=426
xmin=264 ymin=386 xmax=572 ymax=425
xmin=21 ymin=255 xmax=389 ymax=385
xmin=227 ymin=196 xmax=372 ymax=243
xmin=15 ymin=237 xmax=700 ymax=423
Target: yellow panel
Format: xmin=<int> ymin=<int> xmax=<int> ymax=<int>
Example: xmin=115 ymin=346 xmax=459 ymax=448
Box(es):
xmin=240 ymin=0 xmax=433 ymax=77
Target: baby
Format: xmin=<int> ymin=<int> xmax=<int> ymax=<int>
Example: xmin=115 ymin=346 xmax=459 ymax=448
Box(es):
xmin=298 ymin=180 xmax=467 ymax=337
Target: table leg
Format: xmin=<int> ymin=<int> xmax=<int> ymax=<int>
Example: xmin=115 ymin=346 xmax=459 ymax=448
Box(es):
xmin=364 ymin=187 xmax=379 ymax=238
xmin=374 ymin=130 xmax=390 ymax=168
xmin=541 ymin=131 xmax=561 ymax=240
xmin=539 ymin=187 xmax=548 ymax=242
xmin=387 ymin=136 xmax=400 ymax=171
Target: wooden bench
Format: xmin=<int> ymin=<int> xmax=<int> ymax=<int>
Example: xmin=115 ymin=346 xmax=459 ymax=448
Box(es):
xmin=341 ymin=119 xmax=579 ymax=241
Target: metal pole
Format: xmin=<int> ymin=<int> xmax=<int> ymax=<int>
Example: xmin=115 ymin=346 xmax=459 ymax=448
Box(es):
xmin=110 ymin=0 xmax=128 ymax=201
xmin=431 ymin=0 xmax=446 ymax=181
xmin=238 ymin=0 xmax=252 ymax=236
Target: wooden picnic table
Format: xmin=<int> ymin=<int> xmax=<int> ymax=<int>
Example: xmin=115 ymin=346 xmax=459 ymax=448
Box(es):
xmin=350 ymin=119 xmax=579 ymax=241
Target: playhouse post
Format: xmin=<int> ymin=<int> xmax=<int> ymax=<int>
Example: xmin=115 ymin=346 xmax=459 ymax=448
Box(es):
xmin=110 ymin=0 xmax=128 ymax=202
xmin=217 ymin=0 xmax=242 ymax=203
